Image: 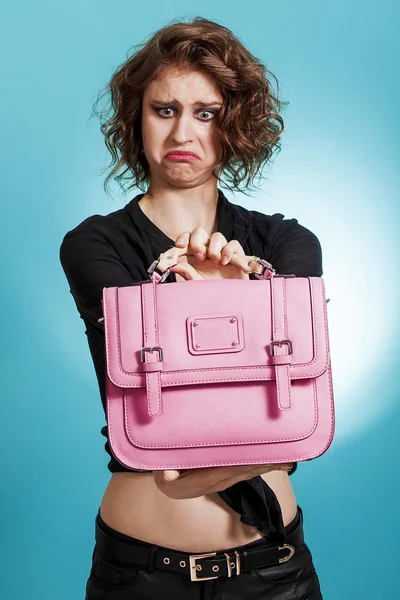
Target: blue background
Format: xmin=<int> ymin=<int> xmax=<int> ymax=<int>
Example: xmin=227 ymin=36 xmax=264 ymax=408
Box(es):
xmin=1 ymin=1 xmax=399 ymax=598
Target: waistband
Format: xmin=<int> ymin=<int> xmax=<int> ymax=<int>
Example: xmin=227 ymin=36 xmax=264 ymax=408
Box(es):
xmin=94 ymin=506 xmax=304 ymax=581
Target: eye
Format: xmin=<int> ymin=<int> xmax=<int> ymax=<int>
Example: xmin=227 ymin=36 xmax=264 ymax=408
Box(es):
xmin=157 ymin=107 xmax=174 ymax=118
xmin=198 ymin=110 xmax=218 ymax=121
xmin=154 ymin=107 xmax=218 ymax=121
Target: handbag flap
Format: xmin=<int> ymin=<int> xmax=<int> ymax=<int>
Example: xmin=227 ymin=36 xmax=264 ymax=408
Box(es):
xmin=102 ymin=277 xmax=329 ymax=389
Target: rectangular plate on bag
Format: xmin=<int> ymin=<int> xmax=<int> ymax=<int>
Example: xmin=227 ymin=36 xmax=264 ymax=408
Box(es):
xmin=187 ymin=313 xmax=245 ymax=355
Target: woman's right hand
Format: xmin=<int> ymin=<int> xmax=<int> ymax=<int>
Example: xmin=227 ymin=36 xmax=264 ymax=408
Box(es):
xmin=153 ymin=463 xmax=293 ymax=500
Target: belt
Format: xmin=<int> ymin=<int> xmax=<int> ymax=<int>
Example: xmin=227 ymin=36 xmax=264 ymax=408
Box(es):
xmin=95 ymin=509 xmax=304 ymax=583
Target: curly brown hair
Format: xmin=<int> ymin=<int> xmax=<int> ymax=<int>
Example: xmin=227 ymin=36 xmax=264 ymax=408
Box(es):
xmin=91 ymin=16 xmax=288 ymax=196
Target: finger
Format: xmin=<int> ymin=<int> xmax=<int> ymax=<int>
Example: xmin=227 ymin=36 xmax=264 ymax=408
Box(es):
xmin=157 ymin=246 xmax=188 ymax=272
xmin=224 ymin=252 xmax=264 ymax=275
xmin=213 ymin=464 xmax=293 ymax=491
xmin=197 ymin=464 xmax=264 ymax=490
xmin=175 ymin=232 xmax=191 ymax=247
xmin=210 ymin=463 xmax=293 ymax=488
xmin=241 ymin=255 xmax=265 ymax=276
xmin=219 ymin=240 xmax=246 ymax=265
xmin=169 ymin=261 xmax=203 ymax=280
xmin=207 ymin=232 xmax=229 ymax=263
xmin=187 ymin=227 xmax=211 ymax=260
xmin=163 ymin=470 xmax=181 ymax=481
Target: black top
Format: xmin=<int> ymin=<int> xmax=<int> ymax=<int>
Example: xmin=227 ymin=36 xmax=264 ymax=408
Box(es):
xmin=59 ymin=188 xmax=323 ymax=544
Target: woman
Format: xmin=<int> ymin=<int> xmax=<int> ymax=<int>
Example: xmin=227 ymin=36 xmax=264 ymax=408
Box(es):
xmin=60 ymin=16 xmax=323 ymax=599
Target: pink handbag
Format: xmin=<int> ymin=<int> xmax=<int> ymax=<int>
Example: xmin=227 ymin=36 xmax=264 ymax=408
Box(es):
xmin=101 ymin=256 xmax=335 ymax=471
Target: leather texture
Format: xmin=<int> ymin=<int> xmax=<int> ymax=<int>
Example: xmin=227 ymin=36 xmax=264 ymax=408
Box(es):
xmin=101 ymin=274 xmax=335 ymax=471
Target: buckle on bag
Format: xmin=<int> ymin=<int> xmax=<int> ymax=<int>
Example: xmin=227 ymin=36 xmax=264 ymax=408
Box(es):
xmin=189 ymin=552 xmax=218 ymax=581
xmin=140 ymin=346 xmax=164 ymax=362
xmin=278 ymin=544 xmax=295 ymax=563
xmin=270 ymin=339 xmax=293 ymax=356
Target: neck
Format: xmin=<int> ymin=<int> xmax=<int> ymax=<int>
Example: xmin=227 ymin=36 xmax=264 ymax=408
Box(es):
xmin=138 ymin=180 xmax=220 ymax=242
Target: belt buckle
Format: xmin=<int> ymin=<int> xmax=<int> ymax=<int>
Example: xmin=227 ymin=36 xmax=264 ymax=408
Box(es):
xmin=189 ymin=552 xmax=217 ymax=581
xmin=278 ymin=544 xmax=295 ymax=563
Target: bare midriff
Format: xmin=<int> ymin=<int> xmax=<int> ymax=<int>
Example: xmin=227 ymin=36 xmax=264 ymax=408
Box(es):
xmin=99 ymin=470 xmax=298 ymax=553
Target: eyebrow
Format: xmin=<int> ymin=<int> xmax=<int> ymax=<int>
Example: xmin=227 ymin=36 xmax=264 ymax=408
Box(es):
xmin=150 ymin=99 xmax=223 ymax=107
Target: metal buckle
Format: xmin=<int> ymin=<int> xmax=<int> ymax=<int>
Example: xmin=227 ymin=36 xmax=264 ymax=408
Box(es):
xmin=189 ymin=552 xmax=218 ymax=581
xmin=278 ymin=544 xmax=295 ymax=563
xmin=140 ymin=346 xmax=163 ymax=363
xmin=147 ymin=259 xmax=170 ymax=283
xmin=252 ymin=257 xmax=276 ymax=279
xmin=223 ymin=551 xmax=241 ymax=577
xmin=234 ymin=550 xmax=241 ymax=575
xmin=270 ymin=339 xmax=293 ymax=356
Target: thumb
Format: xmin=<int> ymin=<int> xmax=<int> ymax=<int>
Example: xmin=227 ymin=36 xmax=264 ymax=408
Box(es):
xmin=163 ymin=470 xmax=181 ymax=481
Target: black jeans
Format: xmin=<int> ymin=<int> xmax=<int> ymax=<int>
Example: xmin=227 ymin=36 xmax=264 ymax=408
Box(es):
xmin=85 ymin=505 xmax=322 ymax=599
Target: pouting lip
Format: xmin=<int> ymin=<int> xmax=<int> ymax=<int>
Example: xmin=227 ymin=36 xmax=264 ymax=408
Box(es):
xmin=165 ymin=151 xmax=200 ymax=159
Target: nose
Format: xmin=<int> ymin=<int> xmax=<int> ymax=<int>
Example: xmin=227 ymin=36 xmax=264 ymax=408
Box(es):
xmin=170 ymin=112 xmax=194 ymax=143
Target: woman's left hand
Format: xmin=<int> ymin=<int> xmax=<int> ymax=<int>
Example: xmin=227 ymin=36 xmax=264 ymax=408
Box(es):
xmin=157 ymin=227 xmax=264 ymax=281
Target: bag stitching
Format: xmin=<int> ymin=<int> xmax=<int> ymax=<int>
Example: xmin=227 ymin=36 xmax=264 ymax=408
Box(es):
xmin=104 ymin=279 xmax=329 ymax=388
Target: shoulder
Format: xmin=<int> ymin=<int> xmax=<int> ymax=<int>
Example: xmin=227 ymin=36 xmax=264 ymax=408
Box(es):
xmin=58 ymin=205 xmax=137 ymax=286
xmin=60 ymin=204 xmax=130 ymax=244
xmin=59 ymin=214 xmax=108 ymax=270
xmin=59 ymin=203 xmax=136 ymax=262
xmin=60 ymin=213 xmax=103 ymax=241
xmin=235 ymin=203 xmax=323 ymax=277
xmin=59 ymin=206 xmax=140 ymax=317
xmin=236 ymin=203 xmax=319 ymax=242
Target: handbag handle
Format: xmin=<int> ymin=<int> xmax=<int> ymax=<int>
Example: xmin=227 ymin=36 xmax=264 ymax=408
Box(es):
xmin=147 ymin=250 xmax=276 ymax=283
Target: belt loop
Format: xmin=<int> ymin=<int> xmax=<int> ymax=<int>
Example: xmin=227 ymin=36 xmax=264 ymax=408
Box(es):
xmin=240 ymin=549 xmax=248 ymax=572
xmin=147 ymin=545 xmax=158 ymax=572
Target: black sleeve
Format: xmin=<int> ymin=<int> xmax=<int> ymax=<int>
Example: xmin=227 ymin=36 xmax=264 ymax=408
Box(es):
xmin=59 ymin=223 xmax=155 ymax=472
xmin=59 ymin=224 xmax=140 ymax=331
xmin=59 ymin=223 xmax=148 ymax=415
xmin=252 ymin=212 xmax=323 ymax=476
xmin=262 ymin=213 xmax=323 ymax=277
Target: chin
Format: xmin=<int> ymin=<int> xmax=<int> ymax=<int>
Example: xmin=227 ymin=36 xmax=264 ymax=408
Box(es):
xmin=167 ymin=167 xmax=199 ymax=181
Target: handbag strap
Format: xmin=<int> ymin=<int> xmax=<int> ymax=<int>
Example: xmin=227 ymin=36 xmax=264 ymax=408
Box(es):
xmin=141 ymin=281 xmax=163 ymax=417
xmin=147 ymin=255 xmax=276 ymax=283
xmin=270 ymin=277 xmax=293 ymax=411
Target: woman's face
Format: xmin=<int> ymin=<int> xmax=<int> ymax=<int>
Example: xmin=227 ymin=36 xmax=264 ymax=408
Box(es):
xmin=141 ymin=67 xmax=224 ymax=188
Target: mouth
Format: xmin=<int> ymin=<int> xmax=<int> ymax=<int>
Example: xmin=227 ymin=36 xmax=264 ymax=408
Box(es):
xmin=165 ymin=151 xmax=200 ymax=161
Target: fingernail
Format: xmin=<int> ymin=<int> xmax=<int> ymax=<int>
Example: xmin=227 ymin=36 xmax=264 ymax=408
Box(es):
xmin=163 ymin=470 xmax=179 ymax=481
xmin=221 ymin=256 xmax=229 ymax=265
xmin=176 ymin=238 xmax=185 ymax=244
xmin=194 ymin=252 xmax=204 ymax=260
